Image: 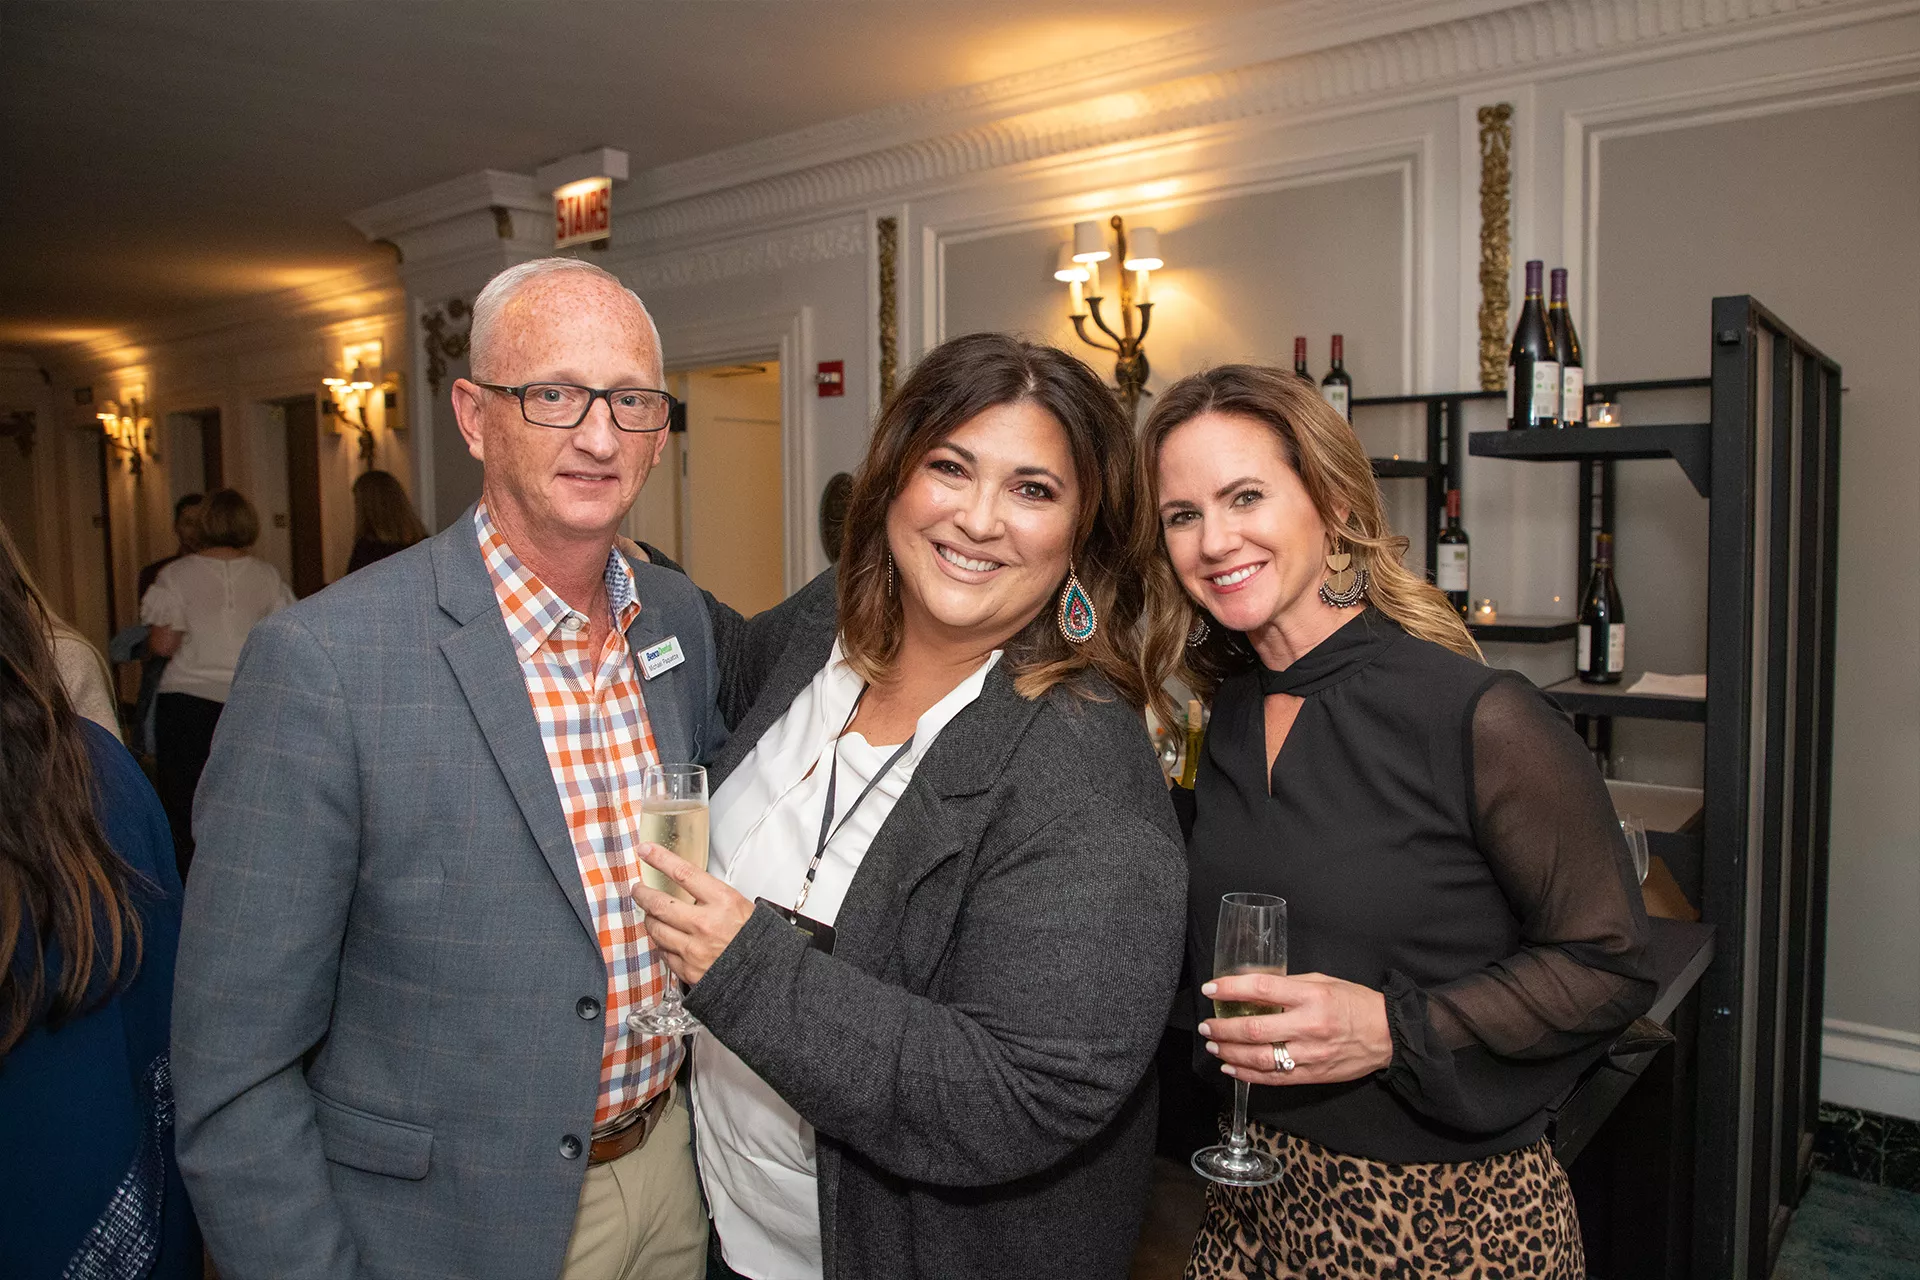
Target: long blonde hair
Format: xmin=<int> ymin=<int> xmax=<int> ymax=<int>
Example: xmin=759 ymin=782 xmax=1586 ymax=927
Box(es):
xmin=1138 ymin=364 xmax=1479 ymax=715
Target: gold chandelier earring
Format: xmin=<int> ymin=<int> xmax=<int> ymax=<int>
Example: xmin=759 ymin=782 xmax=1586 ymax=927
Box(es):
xmin=1318 ymin=539 xmax=1369 ymax=608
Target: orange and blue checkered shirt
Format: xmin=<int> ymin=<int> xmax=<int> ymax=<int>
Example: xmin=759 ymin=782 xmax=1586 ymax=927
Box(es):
xmin=476 ymin=503 xmax=680 ymax=1129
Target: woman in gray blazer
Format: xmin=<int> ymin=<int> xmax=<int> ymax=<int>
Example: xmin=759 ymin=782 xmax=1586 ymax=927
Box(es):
xmin=631 ymin=333 xmax=1187 ymax=1280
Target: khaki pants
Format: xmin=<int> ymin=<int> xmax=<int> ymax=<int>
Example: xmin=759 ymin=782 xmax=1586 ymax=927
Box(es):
xmin=559 ymin=1088 xmax=705 ymax=1280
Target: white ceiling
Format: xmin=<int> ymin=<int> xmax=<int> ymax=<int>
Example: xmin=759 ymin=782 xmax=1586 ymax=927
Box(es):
xmin=0 ymin=0 xmax=1279 ymax=349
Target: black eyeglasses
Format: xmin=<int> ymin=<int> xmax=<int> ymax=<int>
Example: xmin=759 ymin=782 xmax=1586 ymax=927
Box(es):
xmin=475 ymin=381 xmax=680 ymax=434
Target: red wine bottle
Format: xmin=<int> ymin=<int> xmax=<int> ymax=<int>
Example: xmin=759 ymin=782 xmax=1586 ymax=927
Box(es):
xmin=1320 ymin=335 xmax=1352 ymax=421
xmin=1437 ymin=488 xmax=1469 ymax=617
xmin=1549 ymin=268 xmax=1584 ymax=427
xmin=1293 ymin=336 xmax=1310 ymax=382
xmin=1577 ymin=532 xmax=1625 ymax=684
xmin=1507 ymin=260 xmax=1560 ymax=429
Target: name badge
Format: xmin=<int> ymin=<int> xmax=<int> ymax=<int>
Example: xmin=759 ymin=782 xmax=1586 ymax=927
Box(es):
xmin=639 ymin=635 xmax=686 ymax=680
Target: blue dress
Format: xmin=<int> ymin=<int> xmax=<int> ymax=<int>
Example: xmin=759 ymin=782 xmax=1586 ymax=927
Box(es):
xmin=0 ymin=720 xmax=200 ymax=1278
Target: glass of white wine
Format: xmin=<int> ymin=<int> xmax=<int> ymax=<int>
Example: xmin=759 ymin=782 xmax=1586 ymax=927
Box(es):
xmin=1192 ymin=891 xmax=1287 ymax=1187
xmin=628 ymin=763 xmax=709 ymax=1037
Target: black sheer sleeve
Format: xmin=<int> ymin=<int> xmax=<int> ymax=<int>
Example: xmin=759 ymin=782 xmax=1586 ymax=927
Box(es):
xmin=1379 ymin=674 xmax=1656 ymax=1130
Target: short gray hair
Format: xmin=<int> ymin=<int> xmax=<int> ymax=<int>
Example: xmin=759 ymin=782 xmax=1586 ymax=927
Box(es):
xmin=467 ymin=257 xmax=663 ymax=381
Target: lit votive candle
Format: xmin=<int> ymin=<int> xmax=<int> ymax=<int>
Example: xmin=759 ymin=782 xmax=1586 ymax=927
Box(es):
xmin=1587 ymin=401 xmax=1621 ymax=428
xmin=1472 ymin=598 xmax=1499 ymax=624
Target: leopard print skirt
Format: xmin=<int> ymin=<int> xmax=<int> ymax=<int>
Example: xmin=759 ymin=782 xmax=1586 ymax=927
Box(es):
xmin=1185 ymin=1121 xmax=1584 ymax=1279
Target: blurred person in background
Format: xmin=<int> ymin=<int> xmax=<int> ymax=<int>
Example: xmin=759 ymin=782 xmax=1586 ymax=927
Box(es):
xmin=140 ymin=488 xmax=293 ymax=878
xmin=346 ymin=468 xmax=428 ymax=574
xmin=0 ymin=518 xmax=120 ymax=743
xmin=138 ymin=493 xmax=205 ymax=600
xmin=0 ymin=509 xmax=199 ymax=1279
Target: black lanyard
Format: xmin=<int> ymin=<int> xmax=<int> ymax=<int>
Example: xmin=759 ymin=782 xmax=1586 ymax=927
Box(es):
xmin=794 ymin=685 xmax=913 ymax=913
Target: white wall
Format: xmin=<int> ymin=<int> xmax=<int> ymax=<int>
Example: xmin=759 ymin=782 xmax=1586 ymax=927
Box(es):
xmin=1592 ymin=90 xmax=1920 ymax=1117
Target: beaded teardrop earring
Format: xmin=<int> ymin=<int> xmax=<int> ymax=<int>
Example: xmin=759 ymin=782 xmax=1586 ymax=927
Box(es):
xmin=886 ymin=552 xmax=895 ymax=597
xmin=1186 ymin=612 xmax=1211 ymax=647
xmin=1057 ymin=563 xmax=1098 ymax=644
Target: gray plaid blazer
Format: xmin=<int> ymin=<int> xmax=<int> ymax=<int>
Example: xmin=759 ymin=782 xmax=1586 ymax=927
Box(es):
xmin=171 ymin=509 xmax=727 ymax=1280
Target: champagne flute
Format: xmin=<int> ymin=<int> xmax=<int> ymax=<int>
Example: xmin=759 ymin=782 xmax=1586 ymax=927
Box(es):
xmin=1192 ymin=892 xmax=1287 ymax=1187
xmin=628 ymin=764 xmax=709 ymax=1037
xmin=1620 ymin=815 xmax=1650 ymax=885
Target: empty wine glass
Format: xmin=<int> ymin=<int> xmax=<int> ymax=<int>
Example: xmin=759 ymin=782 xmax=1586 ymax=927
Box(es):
xmin=1192 ymin=892 xmax=1287 ymax=1187
xmin=1620 ymin=815 xmax=1650 ymax=885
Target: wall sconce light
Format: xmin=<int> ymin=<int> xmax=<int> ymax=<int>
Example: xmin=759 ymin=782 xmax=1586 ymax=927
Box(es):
xmin=1058 ymin=215 xmax=1162 ymax=416
xmin=96 ymin=386 xmax=156 ymax=475
xmin=322 ymin=341 xmax=403 ymax=468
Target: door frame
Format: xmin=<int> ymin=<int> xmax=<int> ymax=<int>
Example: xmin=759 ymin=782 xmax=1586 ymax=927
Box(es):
xmin=661 ymin=307 xmax=812 ymax=595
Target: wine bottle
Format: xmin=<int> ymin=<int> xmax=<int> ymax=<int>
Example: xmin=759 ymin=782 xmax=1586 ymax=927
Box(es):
xmin=1320 ymin=335 xmax=1352 ymax=421
xmin=1506 ymin=260 xmax=1560 ymax=429
xmin=1549 ymin=268 xmax=1584 ymax=427
xmin=1293 ymin=336 xmax=1310 ymax=382
xmin=1577 ymin=532 xmax=1625 ymax=684
xmin=1437 ymin=488 xmax=1470 ymax=618
xmin=1177 ymin=698 xmax=1204 ymax=789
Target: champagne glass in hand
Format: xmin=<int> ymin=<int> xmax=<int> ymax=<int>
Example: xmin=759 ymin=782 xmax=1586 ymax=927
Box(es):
xmin=628 ymin=764 xmax=709 ymax=1037
xmin=1192 ymin=892 xmax=1287 ymax=1187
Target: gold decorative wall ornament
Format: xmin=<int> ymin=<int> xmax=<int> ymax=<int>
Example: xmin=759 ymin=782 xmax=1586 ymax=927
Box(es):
xmin=1476 ymin=103 xmax=1514 ymax=392
xmin=96 ymin=392 xmax=155 ymax=475
xmin=876 ymin=216 xmax=899 ymax=404
xmin=421 ymin=298 xmax=472 ymax=399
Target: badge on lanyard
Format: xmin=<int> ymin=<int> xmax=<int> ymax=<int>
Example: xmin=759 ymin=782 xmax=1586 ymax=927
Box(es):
xmin=639 ymin=636 xmax=685 ymax=680
xmin=763 ymin=686 xmax=916 ymax=957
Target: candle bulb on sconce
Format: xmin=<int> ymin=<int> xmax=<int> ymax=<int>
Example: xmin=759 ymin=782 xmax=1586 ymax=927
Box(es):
xmin=1053 ymin=246 xmax=1089 ymax=319
xmin=1056 ymin=214 xmax=1164 ymax=416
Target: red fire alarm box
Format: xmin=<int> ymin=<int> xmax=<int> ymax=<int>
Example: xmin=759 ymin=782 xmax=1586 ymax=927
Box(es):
xmin=815 ymin=361 xmax=845 ymax=397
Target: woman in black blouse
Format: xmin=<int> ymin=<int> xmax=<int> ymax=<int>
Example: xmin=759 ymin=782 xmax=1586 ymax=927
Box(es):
xmin=1139 ymin=366 xmax=1654 ymax=1278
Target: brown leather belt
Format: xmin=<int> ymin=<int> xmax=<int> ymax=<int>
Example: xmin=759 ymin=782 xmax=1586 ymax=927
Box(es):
xmin=589 ymin=1086 xmax=675 ymax=1166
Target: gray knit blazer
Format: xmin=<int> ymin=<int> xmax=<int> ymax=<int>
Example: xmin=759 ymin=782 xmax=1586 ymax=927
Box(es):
xmin=687 ymin=570 xmax=1187 ymax=1280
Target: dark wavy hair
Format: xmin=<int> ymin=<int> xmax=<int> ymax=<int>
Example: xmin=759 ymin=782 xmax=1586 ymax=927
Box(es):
xmin=837 ymin=332 xmax=1155 ymax=712
xmin=0 ymin=519 xmax=144 ymax=1057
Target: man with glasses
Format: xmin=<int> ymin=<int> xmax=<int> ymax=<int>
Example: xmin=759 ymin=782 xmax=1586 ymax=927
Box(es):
xmin=174 ymin=258 xmax=726 ymax=1280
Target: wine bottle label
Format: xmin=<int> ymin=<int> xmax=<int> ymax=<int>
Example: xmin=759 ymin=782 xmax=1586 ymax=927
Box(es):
xmin=1322 ymin=384 xmax=1350 ymax=418
xmin=1608 ymin=623 xmax=1626 ymax=673
xmin=1578 ymin=623 xmax=1627 ymax=672
xmin=1437 ymin=545 xmax=1469 ymax=592
xmin=1506 ymin=367 xmax=1515 ymax=419
xmin=1532 ymin=361 xmax=1561 ymax=420
xmin=1577 ymin=624 xmax=1590 ymax=670
xmin=1562 ymin=367 xmax=1585 ymax=424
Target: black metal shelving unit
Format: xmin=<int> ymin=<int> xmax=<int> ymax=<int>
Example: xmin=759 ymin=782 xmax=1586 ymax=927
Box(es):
xmin=1352 ymin=380 xmax=1694 ymax=647
xmin=1466 ymin=298 xmax=1840 ymax=1280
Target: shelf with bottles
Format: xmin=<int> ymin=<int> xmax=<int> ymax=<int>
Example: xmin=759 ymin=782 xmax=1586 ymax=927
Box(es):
xmin=1466 ymin=422 xmax=1712 ymax=497
xmin=1541 ymin=674 xmax=1706 ymax=722
xmin=1368 ymin=456 xmax=1442 ymax=479
xmin=1466 ymin=614 xmax=1577 ymax=644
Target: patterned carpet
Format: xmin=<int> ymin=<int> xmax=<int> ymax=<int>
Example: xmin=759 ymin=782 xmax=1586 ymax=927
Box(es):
xmin=1774 ymin=1173 xmax=1920 ymax=1280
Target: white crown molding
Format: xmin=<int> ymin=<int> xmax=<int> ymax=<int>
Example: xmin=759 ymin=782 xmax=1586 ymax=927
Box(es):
xmin=47 ymin=261 xmax=402 ymax=373
xmin=611 ymin=217 xmax=866 ymax=295
xmin=635 ymin=0 xmax=1525 ymax=208
xmin=616 ymin=0 xmax=1907 ymax=252
xmin=348 ymin=168 xmax=546 ymax=242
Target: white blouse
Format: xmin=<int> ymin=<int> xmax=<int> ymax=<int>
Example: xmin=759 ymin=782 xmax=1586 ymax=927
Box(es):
xmin=692 ymin=639 xmax=1000 ymax=1280
xmin=140 ymin=554 xmax=295 ymax=703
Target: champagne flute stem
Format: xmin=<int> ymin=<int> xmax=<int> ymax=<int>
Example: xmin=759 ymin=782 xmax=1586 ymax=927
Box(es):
xmin=1227 ymin=1078 xmax=1252 ymax=1153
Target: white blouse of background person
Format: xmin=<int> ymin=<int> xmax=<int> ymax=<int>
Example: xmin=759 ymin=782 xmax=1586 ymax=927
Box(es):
xmin=140 ymin=553 xmax=295 ymax=703
xmin=691 ymin=639 xmax=1002 ymax=1280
